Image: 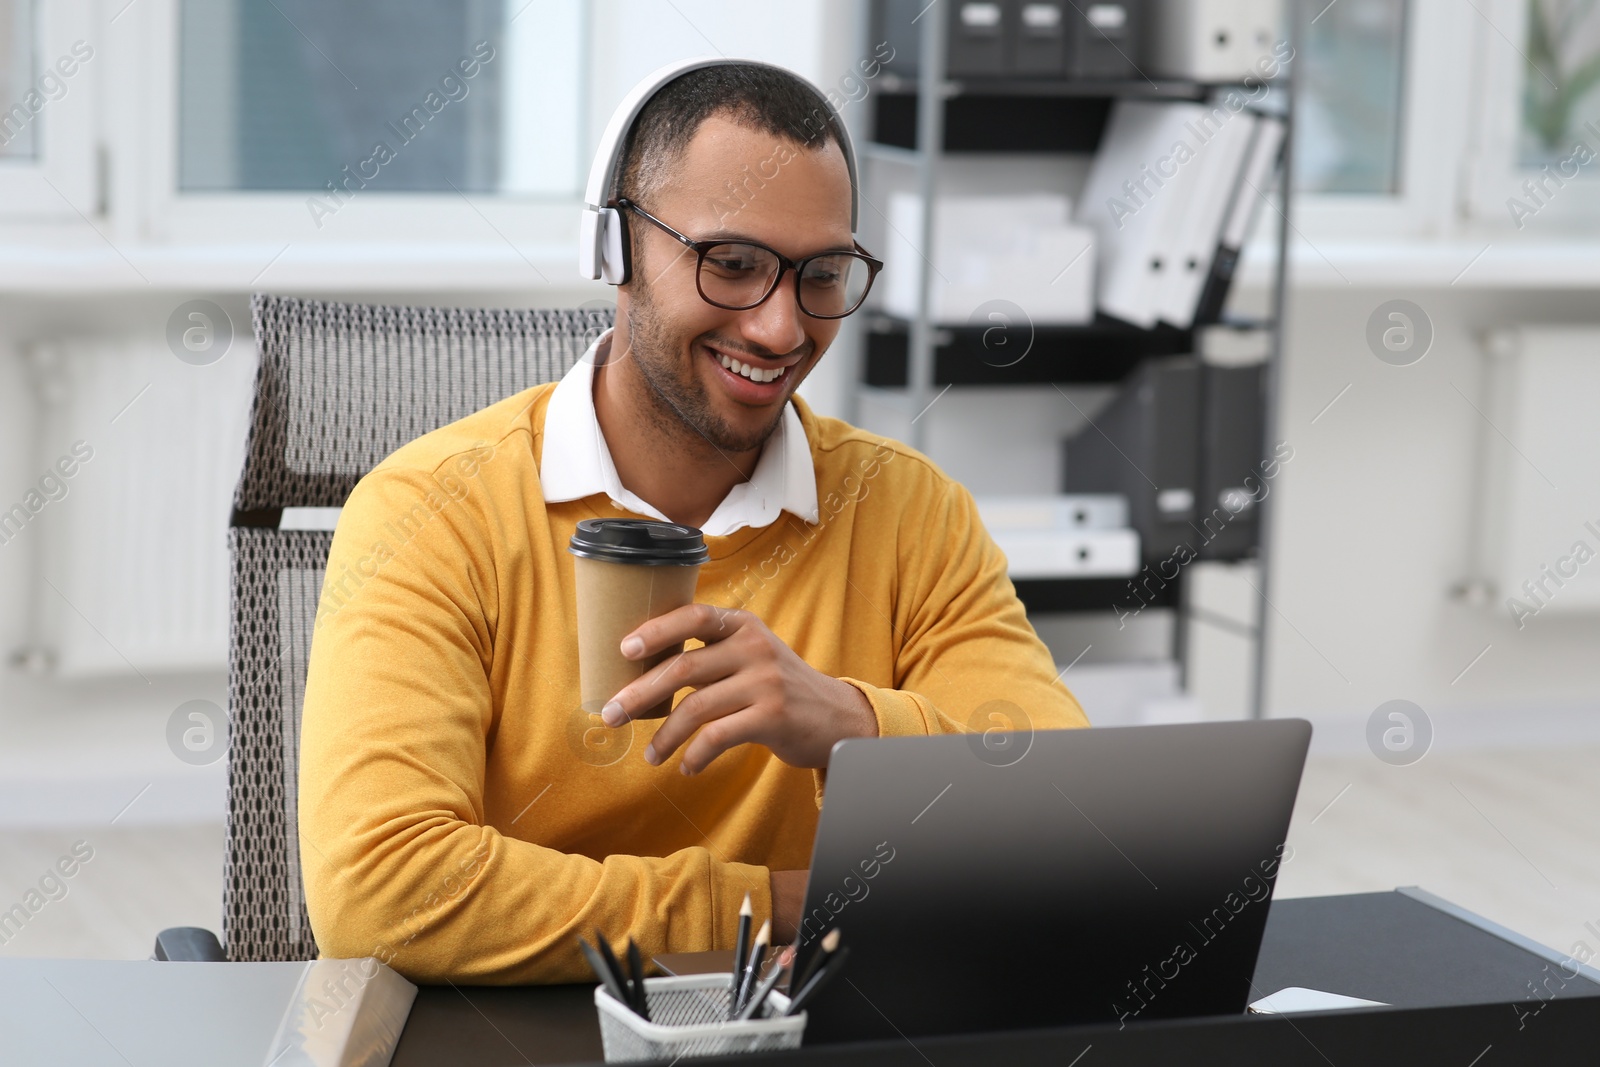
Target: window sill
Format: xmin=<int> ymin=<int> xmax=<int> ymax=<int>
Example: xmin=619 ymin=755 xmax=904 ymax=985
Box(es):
xmin=6 ymin=234 xmax=1600 ymax=295
xmin=0 ymin=240 xmax=588 ymax=293
xmin=1236 ymin=235 xmax=1600 ymax=290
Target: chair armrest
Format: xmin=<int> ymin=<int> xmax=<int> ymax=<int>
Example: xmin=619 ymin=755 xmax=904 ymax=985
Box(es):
xmin=152 ymin=926 xmax=225 ymax=961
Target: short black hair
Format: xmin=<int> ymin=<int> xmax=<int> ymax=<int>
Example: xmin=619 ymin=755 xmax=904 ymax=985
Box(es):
xmin=614 ymin=62 xmax=847 ymax=205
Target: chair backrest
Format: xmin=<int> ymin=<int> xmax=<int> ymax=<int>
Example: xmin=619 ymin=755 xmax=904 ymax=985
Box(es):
xmin=225 ymin=293 xmax=608 ymax=962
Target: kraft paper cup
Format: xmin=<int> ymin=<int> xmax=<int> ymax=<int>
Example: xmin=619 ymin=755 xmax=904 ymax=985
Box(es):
xmin=569 ymin=518 xmax=710 ymax=721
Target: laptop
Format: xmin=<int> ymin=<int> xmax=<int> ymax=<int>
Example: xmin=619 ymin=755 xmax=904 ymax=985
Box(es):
xmin=783 ymin=719 xmax=1311 ymax=1044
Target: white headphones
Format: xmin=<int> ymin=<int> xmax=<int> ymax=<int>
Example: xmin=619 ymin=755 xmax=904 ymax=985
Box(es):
xmin=578 ymin=56 xmax=861 ymax=285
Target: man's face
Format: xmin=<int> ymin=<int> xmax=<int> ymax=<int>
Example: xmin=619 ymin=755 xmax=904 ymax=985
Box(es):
xmin=617 ymin=113 xmax=853 ymax=455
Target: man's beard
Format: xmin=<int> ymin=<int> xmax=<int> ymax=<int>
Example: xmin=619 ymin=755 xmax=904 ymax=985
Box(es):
xmin=622 ymin=271 xmax=796 ymax=455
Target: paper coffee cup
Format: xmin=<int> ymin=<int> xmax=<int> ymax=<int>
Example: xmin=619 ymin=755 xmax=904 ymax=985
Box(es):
xmin=569 ymin=518 xmax=710 ymax=720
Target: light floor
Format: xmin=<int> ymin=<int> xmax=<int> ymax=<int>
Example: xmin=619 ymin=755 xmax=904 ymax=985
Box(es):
xmin=1 ymin=744 xmax=1597 ymax=961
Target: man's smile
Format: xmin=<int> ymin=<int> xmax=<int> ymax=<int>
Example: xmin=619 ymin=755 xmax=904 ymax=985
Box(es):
xmin=700 ymin=340 xmax=798 ymax=402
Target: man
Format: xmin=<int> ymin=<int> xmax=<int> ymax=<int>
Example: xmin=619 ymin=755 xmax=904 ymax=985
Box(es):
xmin=299 ymin=62 xmax=1088 ymax=984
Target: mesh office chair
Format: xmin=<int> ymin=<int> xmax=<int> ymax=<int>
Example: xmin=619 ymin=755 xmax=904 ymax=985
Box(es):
xmin=154 ymin=293 xmax=608 ymax=962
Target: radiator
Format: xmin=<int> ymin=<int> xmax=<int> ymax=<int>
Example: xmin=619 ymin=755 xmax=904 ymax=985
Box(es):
xmin=23 ymin=336 xmax=256 ymax=676
xmin=1479 ymin=326 xmax=1600 ymax=621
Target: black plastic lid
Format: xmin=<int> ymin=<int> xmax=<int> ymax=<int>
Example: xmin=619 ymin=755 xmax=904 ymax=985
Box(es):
xmin=568 ymin=517 xmax=710 ymax=565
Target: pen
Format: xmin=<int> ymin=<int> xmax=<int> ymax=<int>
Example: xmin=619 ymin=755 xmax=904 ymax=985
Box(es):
xmin=728 ymin=892 xmax=752 ymax=1020
xmin=579 ymin=937 xmax=632 ymax=1012
xmin=594 ymin=932 xmax=639 ymax=1017
xmin=790 ymin=927 xmax=840 ymax=1000
xmin=785 ymin=945 xmax=850 ymax=1017
xmin=735 ymin=919 xmax=771 ymax=1018
xmin=733 ymin=957 xmax=787 ymax=1022
xmin=626 ymin=937 xmax=650 ymax=1021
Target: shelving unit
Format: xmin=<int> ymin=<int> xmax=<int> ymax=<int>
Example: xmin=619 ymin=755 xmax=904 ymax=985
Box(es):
xmin=851 ymin=6 xmax=1298 ymax=719
xmin=860 ymin=312 xmax=1194 ymax=386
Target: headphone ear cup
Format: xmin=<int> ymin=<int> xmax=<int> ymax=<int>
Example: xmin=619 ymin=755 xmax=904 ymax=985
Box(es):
xmin=594 ymin=206 xmax=632 ymax=285
xmin=612 ymin=207 xmax=633 ymax=286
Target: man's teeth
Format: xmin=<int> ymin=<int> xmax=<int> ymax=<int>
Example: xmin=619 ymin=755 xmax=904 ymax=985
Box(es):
xmin=719 ymin=352 xmax=787 ymax=383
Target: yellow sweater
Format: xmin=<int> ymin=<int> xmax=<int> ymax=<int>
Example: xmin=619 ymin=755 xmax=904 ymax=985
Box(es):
xmin=299 ymin=384 xmax=1089 ymax=984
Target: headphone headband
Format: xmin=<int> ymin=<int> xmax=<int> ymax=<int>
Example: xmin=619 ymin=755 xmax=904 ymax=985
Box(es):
xmin=578 ymin=56 xmax=860 ymax=283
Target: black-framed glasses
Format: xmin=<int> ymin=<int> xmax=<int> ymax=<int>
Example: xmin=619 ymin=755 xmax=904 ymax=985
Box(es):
xmin=618 ymin=197 xmax=883 ymax=319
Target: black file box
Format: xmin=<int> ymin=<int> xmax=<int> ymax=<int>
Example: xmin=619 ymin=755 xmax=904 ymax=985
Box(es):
xmin=1063 ymin=356 xmax=1200 ymax=562
xmin=1063 ymin=357 xmax=1265 ymax=563
xmin=1010 ymin=1 xmax=1068 ymax=75
xmin=875 ymin=0 xmax=1142 ymax=79
xmin=948 ymin=0 xmax=1009 ymax=75
xmin=1194 ymin=362 xmax=1266 ymax=560
xmin=1066 ymin=0 xmax=1142 ymax=78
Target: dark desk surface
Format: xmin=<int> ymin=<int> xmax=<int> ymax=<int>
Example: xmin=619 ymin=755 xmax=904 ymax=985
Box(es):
xmin=392 ymin=890 xmax=1600 ymax=1067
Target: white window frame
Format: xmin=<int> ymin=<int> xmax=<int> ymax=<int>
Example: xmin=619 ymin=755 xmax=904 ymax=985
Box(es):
xmin=131 ymin=0 xmax=586 ymax=249
xmin=1292 ymin=0 xmax=1475 ymax=242
xmin=0 ymin=0 xmax=97 ymax=220
xmin=1459 ymin=0 xmax=1600 ymax=231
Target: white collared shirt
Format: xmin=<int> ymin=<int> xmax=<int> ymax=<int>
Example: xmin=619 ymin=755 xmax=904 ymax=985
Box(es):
xmin=539 ymin=328 xmax=820 ymax=537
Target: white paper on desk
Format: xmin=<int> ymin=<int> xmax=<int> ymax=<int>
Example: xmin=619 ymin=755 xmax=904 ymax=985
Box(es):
xmin=262 ymin=957 xmax=418 ymax=1067
xmin=1248 ymin=986 xmax=1390 ymax=1014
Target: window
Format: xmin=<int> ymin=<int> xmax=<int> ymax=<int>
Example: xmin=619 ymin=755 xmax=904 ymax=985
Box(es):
xmin=1462 ymin=0 xmax=1600 ymax=228
xmin=1520 ymin=0 xmax=1600 ymax=168
xmin=149 ymin=0 xmax=836 ymax=246
xmin=1293 ymin=0 xmax=1408 ymax=194
xmin=0 ymin=0 xmax=95 ymax=219
xmin=176 ymin=0 xmax=583 ymax=198
xmin=1 ymin=0 xmax=38 ymax=160
xmin=1291 ymin=0 xmax=1476 ymax=242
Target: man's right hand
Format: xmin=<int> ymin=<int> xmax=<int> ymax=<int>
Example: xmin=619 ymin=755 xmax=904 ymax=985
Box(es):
xmin=770 ymin=869 xmax=807 ymax=945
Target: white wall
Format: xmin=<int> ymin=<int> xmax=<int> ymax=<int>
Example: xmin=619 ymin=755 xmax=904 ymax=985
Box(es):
xmin=0 ymin=296 xmax=243 ymax=825
xmin=1262 ymin=285 xmax=1600 ymax=721
xmin=585 ymin=0 xmax=863 ymax=176
xmin=0 ymin=287 xmax=632 ymax=826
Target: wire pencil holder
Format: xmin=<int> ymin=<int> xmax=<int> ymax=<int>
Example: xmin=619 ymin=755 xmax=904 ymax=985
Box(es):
xmin=593 ymin=972 xmax=805 ymax=1062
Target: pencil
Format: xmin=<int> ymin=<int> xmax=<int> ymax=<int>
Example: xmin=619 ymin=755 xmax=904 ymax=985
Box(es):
xmin=728 ymin=892 xmax=752 ymax=1020
xmin=578 ymin=937 xmax=632 ymax=1011
xmin=785 ymin=945 xmax=851 ymax=1016
xmin=626 ymin=937 xmax=650 ymax=1021
xmin=790 ymin=927 xmax=840 ymax=1000
xmin=735 ymin=919 xmax=771 ymax=1018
